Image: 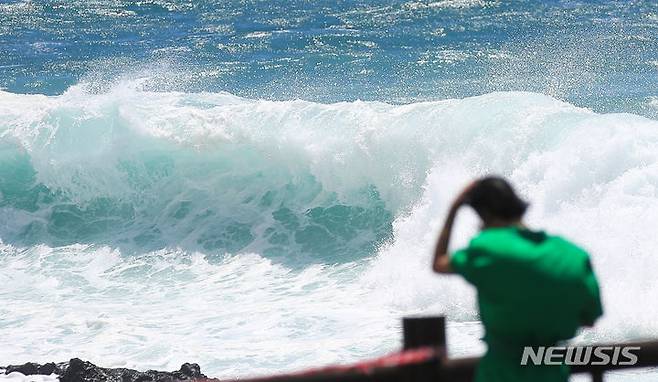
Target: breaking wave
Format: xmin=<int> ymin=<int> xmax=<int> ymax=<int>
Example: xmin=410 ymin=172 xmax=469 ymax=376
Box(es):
xmin=1 ymin=82 xmax=658 ymax=376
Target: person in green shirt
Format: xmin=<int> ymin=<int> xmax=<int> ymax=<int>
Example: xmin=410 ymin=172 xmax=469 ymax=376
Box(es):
xmin=432 ymin=176 xmax=603 ymax=382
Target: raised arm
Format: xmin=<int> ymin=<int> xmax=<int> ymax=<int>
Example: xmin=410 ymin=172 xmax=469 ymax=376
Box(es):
xmin=432 ymin=204 xmax=458 ymax=273
xmin=432 ymin=182 xmax=475 ymax=274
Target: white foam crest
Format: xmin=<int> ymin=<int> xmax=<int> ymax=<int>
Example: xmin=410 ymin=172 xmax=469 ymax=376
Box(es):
xmin=362 ymin=163 xmax=479 ymax=319
xmin=0 ymin=87 xmax=591 ymax=212
xmin=367 ymin=109 xmax=658 ymax=346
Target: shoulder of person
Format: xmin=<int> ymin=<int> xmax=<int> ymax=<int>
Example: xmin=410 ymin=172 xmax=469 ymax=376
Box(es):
xmin=547 ymin=233 xmax=590 ymax=254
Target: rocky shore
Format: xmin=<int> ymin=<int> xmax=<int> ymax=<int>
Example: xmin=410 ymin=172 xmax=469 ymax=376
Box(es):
xmin=1 ymin=359 xmax=212 ymax=382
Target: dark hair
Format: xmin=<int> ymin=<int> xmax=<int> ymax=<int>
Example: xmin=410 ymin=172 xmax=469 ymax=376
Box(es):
xmin=465 ymin=176 xmax=528 ymax=221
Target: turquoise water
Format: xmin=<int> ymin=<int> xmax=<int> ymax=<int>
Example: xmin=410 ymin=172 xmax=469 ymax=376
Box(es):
xmin=1 ymin=1 xmax=658 ymax=380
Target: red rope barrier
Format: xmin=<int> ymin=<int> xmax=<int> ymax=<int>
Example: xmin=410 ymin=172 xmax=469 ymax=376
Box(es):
xmin=224 ymin=347 xmax=437 ymax=382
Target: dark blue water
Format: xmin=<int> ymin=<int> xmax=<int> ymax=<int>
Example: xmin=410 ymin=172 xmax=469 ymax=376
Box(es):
xmin=1 ymin=0 xmax=657 ymax=116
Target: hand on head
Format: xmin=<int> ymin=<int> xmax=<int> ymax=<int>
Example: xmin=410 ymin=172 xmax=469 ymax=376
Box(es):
xmin=452 ymin=180 xmax=478 ymax=209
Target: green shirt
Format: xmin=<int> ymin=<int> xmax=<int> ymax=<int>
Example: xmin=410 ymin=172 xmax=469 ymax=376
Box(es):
xmin=451 ymin=226 xmax=603 ymax=382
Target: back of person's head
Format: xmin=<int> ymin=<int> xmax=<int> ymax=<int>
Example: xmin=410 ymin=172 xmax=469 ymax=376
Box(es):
xmin=466 ymin=176 xmax=528 ymax=222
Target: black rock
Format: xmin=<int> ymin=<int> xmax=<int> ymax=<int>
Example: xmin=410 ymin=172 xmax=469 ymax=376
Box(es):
xmin=3 ymin=359 xmax=211 ymax=382
xmin=170 ymin=363 xmax=205 ymax=380
xmin=5 ymin=362 xmax=64 ymax=376
xmin=59 ymin=358 xmax=111 ymax=382
xmin=6 ymin=362 xmax=39 ymax=376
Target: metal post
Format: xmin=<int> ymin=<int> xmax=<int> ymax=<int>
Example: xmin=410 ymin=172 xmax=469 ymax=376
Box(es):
xmin=591 ymin=371 xmax=604 ymax=382
xmin=401 ymin=316 xmax=446 ymax=382
xmin=403 ymin=316 xmax=446 ymax=349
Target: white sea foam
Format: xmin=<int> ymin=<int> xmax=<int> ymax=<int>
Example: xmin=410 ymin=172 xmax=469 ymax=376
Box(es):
xmin=0 ymin=373 xmax=58 ymax=382
xmin=1 ymin=85 xmax=657 ymax=379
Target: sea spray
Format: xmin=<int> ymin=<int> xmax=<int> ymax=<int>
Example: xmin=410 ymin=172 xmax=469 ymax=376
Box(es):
xmin=1 ymin=85 xmax=658 ymax=377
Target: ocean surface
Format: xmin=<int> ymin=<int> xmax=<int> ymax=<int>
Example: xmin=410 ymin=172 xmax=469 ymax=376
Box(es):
xmin=1 ymin=0 xmax=657 ymax=380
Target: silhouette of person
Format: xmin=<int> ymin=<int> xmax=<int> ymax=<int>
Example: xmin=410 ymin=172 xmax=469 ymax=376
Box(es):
xmin=433 ymin=176 xmax=603 ymax=382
